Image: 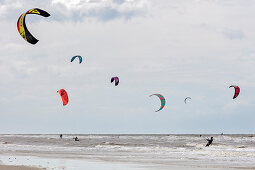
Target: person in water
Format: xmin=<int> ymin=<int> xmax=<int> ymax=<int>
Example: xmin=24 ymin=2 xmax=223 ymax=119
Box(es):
xmin=205 ymin=137 xmax=213 ymax=147
xmin=74 ymin=137 xmax=79 ymax=141
xmin=60 ymin=134 xmax=62 ymax=139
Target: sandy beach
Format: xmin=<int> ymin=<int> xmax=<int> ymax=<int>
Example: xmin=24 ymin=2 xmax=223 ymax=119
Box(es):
xmin=0 ymin=165 xmax=41 ymax=170
xmin=0 ymin=155 xmax=239 ymax=170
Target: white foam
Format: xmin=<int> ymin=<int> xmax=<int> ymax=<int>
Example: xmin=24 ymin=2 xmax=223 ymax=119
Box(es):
xmin=0 ymin=134 xmax=255 ymax=169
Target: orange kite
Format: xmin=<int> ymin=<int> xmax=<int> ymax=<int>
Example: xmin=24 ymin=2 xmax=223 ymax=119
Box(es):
xmin=57 ymin=89 xmax=69 ymax=106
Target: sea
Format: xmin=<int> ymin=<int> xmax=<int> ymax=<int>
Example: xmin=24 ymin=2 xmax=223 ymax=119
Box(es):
xmin=0 ymin=134 xmax=254 ymax=169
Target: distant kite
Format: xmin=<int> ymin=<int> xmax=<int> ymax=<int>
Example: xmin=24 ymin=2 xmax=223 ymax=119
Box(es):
xmin=111 ymin=77 xmax=119 ymax=86
xmin=150 ymin=94 xmax=166 ymax=112
xmin=229 ymin=85 xmax=240 ymax=99
xmin=184 ymin=97 xmax=191 ymax=104
xmin=17 ymin=8 xmax=50 ymax=44
xmin=71 ymin=55 xmax=82 ymax=64
xmin=57 ymin=89 xmax=69 ymax=106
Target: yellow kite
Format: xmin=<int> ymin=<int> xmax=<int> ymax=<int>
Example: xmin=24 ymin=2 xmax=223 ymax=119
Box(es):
xmin=17 ymin=8 xmax=50 ymax=44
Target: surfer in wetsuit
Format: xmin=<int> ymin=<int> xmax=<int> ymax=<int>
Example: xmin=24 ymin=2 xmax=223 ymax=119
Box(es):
xmin=60 ymin=134 xmax=62 ymax=139
xmin=74 ymin=137 xmax=79 ymax=141
xmin=205 ymin=137 xmax=213 ymax=147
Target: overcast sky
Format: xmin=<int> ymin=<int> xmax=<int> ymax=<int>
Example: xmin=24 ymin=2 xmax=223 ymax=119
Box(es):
xmin=0 ymin=0 xmax=255 ymax=134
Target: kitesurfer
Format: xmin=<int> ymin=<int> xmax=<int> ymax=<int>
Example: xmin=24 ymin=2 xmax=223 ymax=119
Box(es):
xmin=74 ymin=137 xmax=79 ymax=141
xmin=205 ymin=137 xmax=213 ymax=147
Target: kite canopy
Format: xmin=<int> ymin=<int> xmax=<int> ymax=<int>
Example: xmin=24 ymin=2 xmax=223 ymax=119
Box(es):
xmin=111 ymin=77 xmax=119 ymax=86
xmin=184 ymin=97 xmax=191 ymax=104
xmin=229 ymin=85 xmax=240 ymax=99
xmin=57 ymin=89 xmax=69 ymax=106
xmin=150 ymin=94 xmax=166 ymax=112
xmin=71 ymin=55 xmax=82 ymax=64
xmin=17 ymin=8 xmax=50 ymax=44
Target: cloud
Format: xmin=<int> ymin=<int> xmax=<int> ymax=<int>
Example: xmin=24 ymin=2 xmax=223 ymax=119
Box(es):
xmin=1 ymin=0 xmax=255 ymax=133
xmin=222 ymin=29 xmax=245 ymax=40
xmin=0 ymin=0 xmax=149 ymax=22
xmin=51 ymin=0 xmax=149 ymax=21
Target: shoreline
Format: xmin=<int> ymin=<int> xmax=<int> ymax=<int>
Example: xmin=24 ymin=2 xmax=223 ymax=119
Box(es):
xmin=0 ymin=165 xmax=41 ymax=170
xmin=0 ymin=134 xmax=254 ymax=169
xmin=0 ymin=154 xmax=242 ymax=170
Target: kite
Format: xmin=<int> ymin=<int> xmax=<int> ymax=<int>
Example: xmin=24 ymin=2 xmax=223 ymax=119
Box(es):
xmin=111 ymin=77 xmax=119 ymax=86
xmin=150 ymin=94 xmax=166 ymax=112
xmin=71 ymin=55 xmax=82 ymax=64
xmin=57 ymin=89 xmax=69 ymax=106
xmin=184 ymin=97 xmax=191 ymax=104
xmin=17 ymin=8 xmax=50 ymax=44
xmin=229 ymin=85 xmax=240 ymax=99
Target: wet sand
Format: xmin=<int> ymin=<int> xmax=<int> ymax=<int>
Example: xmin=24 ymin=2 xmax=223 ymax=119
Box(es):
xmin=0 ymin=165 xmax=41 ymax=170
xmin=0 ymin=155 xmax=240 ymax=170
